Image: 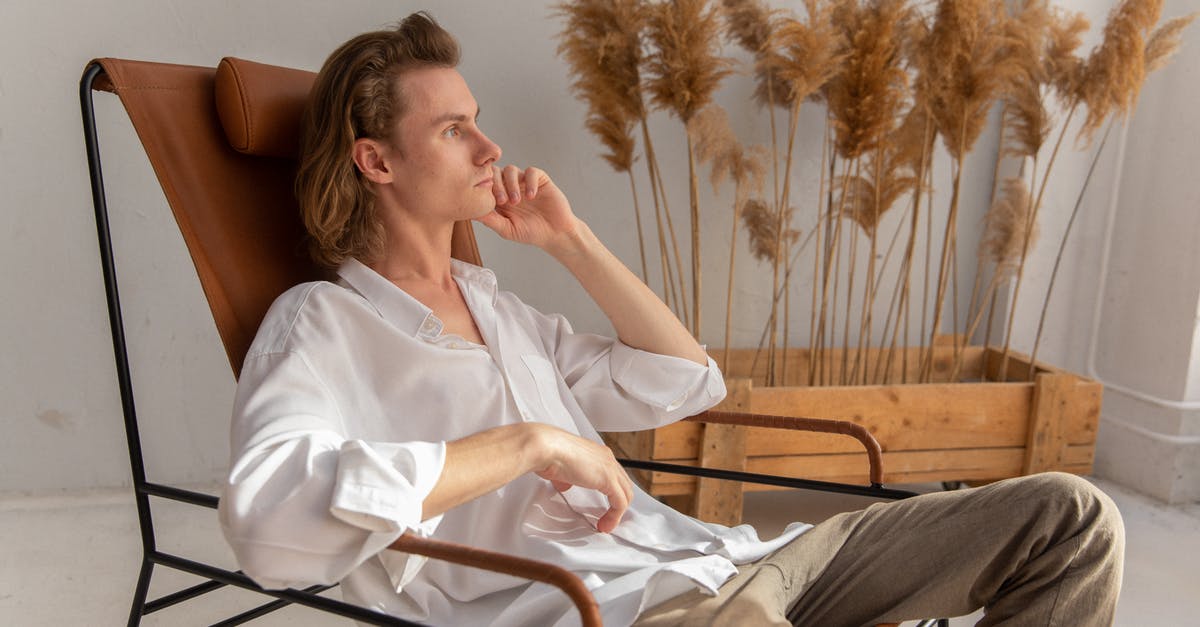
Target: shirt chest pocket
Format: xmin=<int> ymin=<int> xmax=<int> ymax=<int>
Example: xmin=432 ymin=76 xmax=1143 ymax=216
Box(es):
xmin=518 ymin=354 xmax=577 ymax=431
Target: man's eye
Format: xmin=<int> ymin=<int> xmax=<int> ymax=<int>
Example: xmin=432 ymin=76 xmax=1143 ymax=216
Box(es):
xmin=443 ymin=126 xmax=460 ymax=138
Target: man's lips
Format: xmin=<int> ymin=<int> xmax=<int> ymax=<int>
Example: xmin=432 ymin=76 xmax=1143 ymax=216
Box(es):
xmin=475 ymin=177 xmax=493 ymax=188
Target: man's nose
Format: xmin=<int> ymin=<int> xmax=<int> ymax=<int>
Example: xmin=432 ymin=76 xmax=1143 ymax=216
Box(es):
xmin=477 ymin=131 xmax=501 ymax=165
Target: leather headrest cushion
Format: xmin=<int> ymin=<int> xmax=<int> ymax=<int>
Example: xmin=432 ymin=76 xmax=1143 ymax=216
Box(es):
xmin=215 ymin=57 xmax=315 ymax=159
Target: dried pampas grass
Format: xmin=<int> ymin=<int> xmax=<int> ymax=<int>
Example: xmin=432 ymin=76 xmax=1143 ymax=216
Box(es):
xmin=1145 ymin=13 xmax=1198 ymax=74
xmin=825 ymin=0 xmax=912 ymax=160
xmin=771 ymin=0 xmax=843 ymax=106
xmin=721 ymin=0 xmax=792 ymax=108
xmin=690 ymin=103 xmax=770 ymax=369
xmin=918 ymin=0 xmax=1015 ymax=160
xmin=644 ymin=0 xmax=734 ymax=338
xmin=1045 ymin=7 xmax=1089 ymax=103
xmin=1002 ymin=0 xmax=1054 ymax=160
xmin=841 ymin=166 xmax=916 ymax=238
xmin=914 ymin=0 xmax=1016 ymax=380
xmin=842 ymin=105 xmax=925 ymax=239
xmin=951 ymin=175 xmax=1037 ymax=380
xmin=557 ymin=0 xmax=652 ymax=283
xmin=586 ymin=114 xmax=637 ymax=172
xmin=891 ymin=99 xmax=934 ymax=174
xmin=1022 ymin=9 xmax=1194 ymax=379
xmin=742 ymin=198 xmax=798 ymax=264
xmin=1075 ymin=0 xmax=1163 ymax=143
xmin=556 ymin=0 xmax=648 ymax=122
xmin=980 ymin=177 xmax=1036 ymax=280
xmin=644 ymin=0 xmax=733 ymax=123
xmin=689 ymin=105 xmax=767 ymax=205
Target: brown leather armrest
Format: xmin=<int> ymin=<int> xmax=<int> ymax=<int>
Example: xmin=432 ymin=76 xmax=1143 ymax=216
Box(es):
xmin=685 ymin=409 xmax=885 ymax=485
xmin=387 ymin=532 xmax=602 ymax=627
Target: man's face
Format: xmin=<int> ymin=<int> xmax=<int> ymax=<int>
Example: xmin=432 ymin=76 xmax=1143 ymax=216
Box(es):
xmin=379 ymin=67 xmax=502 ymax=225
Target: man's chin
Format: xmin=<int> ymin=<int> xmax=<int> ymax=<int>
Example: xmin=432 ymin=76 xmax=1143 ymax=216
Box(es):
xmin=470 ymin=196 xmax=498 ymax=217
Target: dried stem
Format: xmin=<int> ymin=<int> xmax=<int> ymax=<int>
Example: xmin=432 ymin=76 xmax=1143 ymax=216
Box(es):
xmin=999 ymin=103 xmax=1076 ymax=379
xmin=815 ymin=156 xmax=853 ymax=386
xmin=923 ymin=114 xmax=968 ymax=381
xmin=687 ymin=133 xmax=703 ymax=339
xmin=626 ymin=170 xmax=649 ymax=284
xmin=809 ymin=119 xmax=831 ymax=386
xmin=769 ymin=100 xmax=803 ymax=383
xmin=1027 ymin=119 xmax=1114 ymax=379
xmin=642 ymin=121 xmax=691 ymax=328
xmin=639 ymin=121 xmax=682 ymax=322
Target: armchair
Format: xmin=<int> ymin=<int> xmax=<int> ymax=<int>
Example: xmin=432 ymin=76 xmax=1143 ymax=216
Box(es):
xmin=81 ymin=55 xmax=927 ymax=627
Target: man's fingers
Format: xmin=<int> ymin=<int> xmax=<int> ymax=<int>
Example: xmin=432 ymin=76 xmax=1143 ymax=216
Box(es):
xmin=598 ymin=448 xmax=632 ymax=533
xmin=597 ymin=509 xmax=622 ymax=534
xmin=502 ymin=165 xmax=522 ymax=204
xmin=597 ymin=475 xmax=630 ymax=533
xmin=491 ymin=165 xmax=506 ymax=204
xmin=524 ymin=166 xmax=545 ymax=198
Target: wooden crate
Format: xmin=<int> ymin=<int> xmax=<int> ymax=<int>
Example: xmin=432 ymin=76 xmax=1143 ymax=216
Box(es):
xmin=602 ymin=344 xmax=1101 ymax=525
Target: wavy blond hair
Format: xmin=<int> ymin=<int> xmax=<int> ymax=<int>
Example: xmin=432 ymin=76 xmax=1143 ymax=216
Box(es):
xmin=296 ymin=12 xmax=460 ymax=267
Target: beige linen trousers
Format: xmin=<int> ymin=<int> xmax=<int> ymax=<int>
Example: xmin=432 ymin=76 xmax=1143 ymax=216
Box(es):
xmin=634 ymin=472 xmax=1124 ymax=627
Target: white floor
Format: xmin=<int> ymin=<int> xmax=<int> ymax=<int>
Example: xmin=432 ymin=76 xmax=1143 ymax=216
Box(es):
xmin=1 ymin=477 xmax=1196 ymax=626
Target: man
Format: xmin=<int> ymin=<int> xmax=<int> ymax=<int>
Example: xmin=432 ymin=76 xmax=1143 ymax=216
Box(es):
xmin=220 ymin=13 xmax=1124 ymax=626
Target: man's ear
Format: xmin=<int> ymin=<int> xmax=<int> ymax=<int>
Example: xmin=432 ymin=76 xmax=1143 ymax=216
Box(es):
xmin=352 ymin=138 xmax=393 ymax=184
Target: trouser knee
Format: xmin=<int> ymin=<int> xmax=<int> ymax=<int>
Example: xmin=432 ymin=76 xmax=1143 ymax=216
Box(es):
xmin=1025 ymin=472 xmax=1124 ymax=545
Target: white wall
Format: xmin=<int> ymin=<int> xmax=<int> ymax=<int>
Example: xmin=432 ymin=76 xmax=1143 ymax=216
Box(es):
xmin=1 ymin=0 xmax=1196 ymax=501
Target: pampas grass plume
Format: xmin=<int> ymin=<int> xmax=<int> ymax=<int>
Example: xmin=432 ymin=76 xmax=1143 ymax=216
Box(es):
xmin=981 ymin=176 xmax=1036 ymax=280
xmin=644 ymin=0 xmax=733 ymax=123
xmin=1001 ymin=0 xmax=1053 ymax=159
xmin=1076 ymin=0 xmax=1164 ymax=143
xmin=690 ymin=105 xmax=768 ymax=209
xmin=1045 ymin=7 xmax=1089 ymax=103
xmin=919 ymin=0 xmax=1015 ymax=159
xmin=721 ymin=0 xmax=793 ymax=108
xmin=556 ymin=0 xmax=648 ymax=171
xmin=825 ymin=0 xmax=912 ymax=160
xmin=742 ymin=198 xmax=797 ymax=263
xmin=770 ymin=0 xmax=843 ymax=106
xmin=1145 ymin=13 xmax=1198 ymax=74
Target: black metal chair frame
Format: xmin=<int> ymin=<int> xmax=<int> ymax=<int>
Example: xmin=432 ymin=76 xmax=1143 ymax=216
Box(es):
xmin=81 ymin=60 xmax=934 ymax=627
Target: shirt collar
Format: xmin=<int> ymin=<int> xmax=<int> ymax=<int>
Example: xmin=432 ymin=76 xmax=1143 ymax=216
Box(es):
xmin=335 ymin=257 xmax=498 ymax=339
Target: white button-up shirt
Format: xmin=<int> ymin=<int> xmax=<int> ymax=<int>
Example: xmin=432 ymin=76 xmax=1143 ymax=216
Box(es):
xmin=219 ymin=258 xmax=811 ymax=626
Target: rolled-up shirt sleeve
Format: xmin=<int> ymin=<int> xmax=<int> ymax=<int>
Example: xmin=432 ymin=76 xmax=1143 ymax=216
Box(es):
xmin=219 ymin=349 xmax=445 ymax=591
xmin=527 ymin=305 xmax=727 ymax=432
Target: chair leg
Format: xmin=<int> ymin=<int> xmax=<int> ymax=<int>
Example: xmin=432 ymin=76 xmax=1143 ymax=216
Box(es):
xmin=126 ymin=558 xmax=154 ymax=627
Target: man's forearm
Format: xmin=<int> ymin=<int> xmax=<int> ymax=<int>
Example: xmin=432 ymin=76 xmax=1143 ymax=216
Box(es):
xmin=423 ymin=422 xmax=633 ymax=531
xmin=544 ymin=219 xmax=708 ymax=366
xmin=421 ymin=423 xmax=540 ymax=520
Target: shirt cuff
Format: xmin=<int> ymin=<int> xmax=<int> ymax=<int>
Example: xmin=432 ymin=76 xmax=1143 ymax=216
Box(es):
xmin=329 ymin=440 xmax=446 ymax=592
xmin=328 ymin=439 xmax=446 ymax=533
xmin=609 ymin=341 xmax=727 ymax=415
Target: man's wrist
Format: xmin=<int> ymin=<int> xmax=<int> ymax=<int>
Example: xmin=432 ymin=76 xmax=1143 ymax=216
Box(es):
xmin=543 ymin=218 xmax=598 ymax=261
xmin=518 ymin=422 xmax=555 ymax=475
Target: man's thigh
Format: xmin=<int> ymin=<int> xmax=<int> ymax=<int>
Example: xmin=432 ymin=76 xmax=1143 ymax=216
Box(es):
xmin=786 ymin=472 xmax=1120 ymax=626
xmin=638 ymin=473 xmax=1116 ymax=626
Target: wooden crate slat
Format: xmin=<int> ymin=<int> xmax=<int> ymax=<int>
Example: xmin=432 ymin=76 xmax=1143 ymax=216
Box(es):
xmin=645 ymin=382 xmax=1099 ymax=460
xmin=693 ymin=379 xmax=751 ymax=525
xmin=709 ymin=343 xmax=983 ymax=387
